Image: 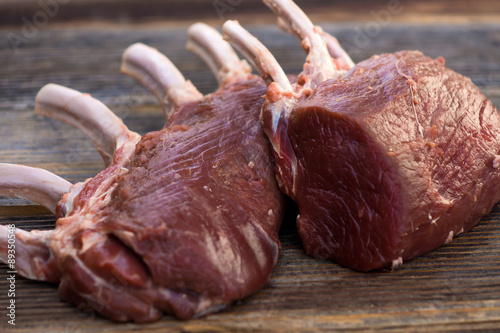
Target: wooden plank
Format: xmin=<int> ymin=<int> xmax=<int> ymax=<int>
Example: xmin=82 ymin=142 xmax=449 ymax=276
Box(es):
xmin=1 ymin=0 xmax=500 ymax=27
xmin=0 ymin=21 xmax=500 ymax=332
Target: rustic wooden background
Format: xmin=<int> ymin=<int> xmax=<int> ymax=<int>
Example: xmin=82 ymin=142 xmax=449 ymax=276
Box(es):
xmin=1 ymin=0 xmax=500 ymax=332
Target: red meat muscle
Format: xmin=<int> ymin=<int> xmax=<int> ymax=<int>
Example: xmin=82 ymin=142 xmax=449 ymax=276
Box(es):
xmin=0 ymin=23 xmax=284 ymax=322
xmin=224 ymin=0 xmax=500 ymax=271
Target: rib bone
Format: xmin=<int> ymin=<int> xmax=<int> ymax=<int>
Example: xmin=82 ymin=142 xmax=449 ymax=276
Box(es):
xmin=187 ymin=22 xmax=252 ymax=86
xmin=263 ymin=0 xmax=336 ymax=86
xmin=121 ymin=43 xmax=203 ymax=118
xmin=35 ymin=84 xmax=139 ymax=166
xmin=317 ymin=27 xmax=355 ymax=69
xmin=276 ymin=17 xmax=355 ymax=71
xmin=0 ymin=163 xmax=72 ymax=213
xmin=223 ymin=20 xmax=291 ymax=91
xmin=0 ymin=226 xmax=59 ymax=282
xmin=0 ymin=163 xmax=70 ymax=282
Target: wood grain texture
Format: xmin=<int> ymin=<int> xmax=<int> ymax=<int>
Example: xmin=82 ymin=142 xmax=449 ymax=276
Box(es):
xmin=1 ymin=0 xmax=500 ymax=27
xmin=1 ymin=16 xmax=500 ymax=333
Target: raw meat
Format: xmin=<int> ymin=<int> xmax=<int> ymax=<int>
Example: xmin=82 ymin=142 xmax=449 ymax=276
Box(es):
xmin=0 ymin=23 xmax=284 ymax=322
xmin=223 ymin=0 xmax=500 ymax=271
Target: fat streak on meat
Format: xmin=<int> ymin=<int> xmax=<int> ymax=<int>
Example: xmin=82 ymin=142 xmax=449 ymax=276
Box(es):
xmin=224 ymin=0 xmax=500 ymax=271
xmin=0 ymin=23 xmax=285 ymax=322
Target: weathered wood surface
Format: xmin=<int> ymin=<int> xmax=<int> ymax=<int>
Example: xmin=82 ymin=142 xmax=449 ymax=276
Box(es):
xmin=1 ymin=0 xmax=499 ymax=26
xmin=1 ymin=11 xmax=500 ymax=333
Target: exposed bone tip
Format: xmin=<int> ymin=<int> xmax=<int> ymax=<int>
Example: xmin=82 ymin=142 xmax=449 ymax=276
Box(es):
xmin=39 ymin=82 xmax=59 ymax=90
xmin=222 ymin=20 xmax=241 ymax=35
xmin=262 ymin=0 xmax=337 ymax=84
xmin=124 ymin=42 xmax=151 ymax=54
xmin=35 ymin=83 xmax=75 ymax=115
xmin=188 ymin=22 xmax=212 ymax=35
xmin=189 ymin=21 xmax=252 ymax=86
xmin=34 ymin=82 xmax=136 ymax=165
xmin=36 ymin=82 xmax=74 ymax=97
xmin=35 ymin=84 xmax=52 ymax=115
xmin=186 ymin=23 xmax=205 ymax=51
xmin=36 ymin=82 xmax=63 ymax=98
xmin=121 ymin=43 xmax=158 ymax=70
xmin=221 ymin=20 xmax=242 ymax=45
xmin=223 ymin=19 xmax=292 ymax=91
xmin=0 ymin=163 xmax=72 ymax=214
xmin=122 ymin=43 xmax=138 ymax=60
xmin=121 ymin=40 xmax=203 ymax=118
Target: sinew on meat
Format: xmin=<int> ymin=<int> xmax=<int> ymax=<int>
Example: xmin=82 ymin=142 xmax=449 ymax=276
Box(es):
xmin=0 ymin=23 xmax=285 ymax=322
xmin=223 ymin=0 xmax=500 ymax=271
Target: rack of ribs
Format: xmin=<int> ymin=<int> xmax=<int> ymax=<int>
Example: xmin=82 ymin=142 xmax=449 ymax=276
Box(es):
xmin=223 ymin=0 xmax=500 ymax=272
xmin=0 ymin=23 xmax=285 ymax=322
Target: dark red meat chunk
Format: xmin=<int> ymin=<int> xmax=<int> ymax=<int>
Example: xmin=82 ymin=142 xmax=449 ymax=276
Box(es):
xmin=263 ymin=51 xmax=500 ymax=271
xmin=54 ymin=78 xmax=284 ymax=320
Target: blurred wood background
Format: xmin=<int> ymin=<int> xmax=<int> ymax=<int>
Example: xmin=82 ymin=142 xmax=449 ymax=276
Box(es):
xmin=1 ymin=0 xmax=500 ymax=332
xmin=0 ymin=0 xmax=499 ymax=27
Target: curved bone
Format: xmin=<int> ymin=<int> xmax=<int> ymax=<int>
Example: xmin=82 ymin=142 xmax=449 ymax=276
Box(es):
xmin=276 ymin=16 xmax=355 ymax=70
xmin=0 ymin=163 xmax=72 ymax=214
xmin=0 ymin=226 xmax=59 ymax=282
xmin=187 ymin=22 xmax=252 ymax=86
xmin=223 ymin=20 xmax=291 ymax=91
xmin=121 ymin=43 xmax=203 ymax=118
xmin=263 ymin=0 xmax=336 ymax=86
xmin=317 ymin=28 xmax=355 ymax=69
xmin=35 ymin=84 xmax=138 ymax=166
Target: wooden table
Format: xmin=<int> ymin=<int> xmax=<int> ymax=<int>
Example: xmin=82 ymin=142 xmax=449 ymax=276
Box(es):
xmin=1 ymin=1 xmax=500 ymax=331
